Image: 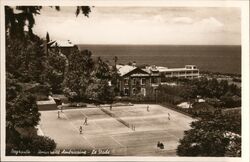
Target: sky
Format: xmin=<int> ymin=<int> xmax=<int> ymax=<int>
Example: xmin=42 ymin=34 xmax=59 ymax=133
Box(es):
xmin=33 ymin=7 xmax=241 ymax=45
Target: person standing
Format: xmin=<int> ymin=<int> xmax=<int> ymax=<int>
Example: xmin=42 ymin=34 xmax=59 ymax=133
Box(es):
xmin=147 ymin=105 xmax=149 ymax=112
xmin=84 ymin=117 xmax=88 ymax=125
xmin=57 ymin=110 xmax=60 ymax=119
xmin=79 ymin=126 xmax=83 ymax=134
xmin=157 ymin=141 xmax=161 ymax=148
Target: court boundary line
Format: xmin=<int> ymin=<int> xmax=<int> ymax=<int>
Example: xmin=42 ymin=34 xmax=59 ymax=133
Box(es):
xmin=40 ymin=105 xmax=193 ymax=155
xmin=76 ymin=110 xmax=126 ymax=149
xmin=79 ymin=110 xmax=88 ymax=118
xmin=110 ymin=135 xmax=126 ymax=148
xmin=67 ymin=111 xmax=126 ymax=148
xmin=61 ymin=112 xmax=96 ymax=149
xmin=79 ymin=110 xmax=106 ymax=133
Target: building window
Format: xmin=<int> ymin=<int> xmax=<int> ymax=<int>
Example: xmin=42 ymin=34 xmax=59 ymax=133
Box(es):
xmin=172 ymin=72 xmax=179 ymax=76
xmin=124 ymin=78 xmax=129 ymax=85
xmin=193 ymin=70 xmax=199 ymax=74
xmin=141 ymin=78 xmax=146 ymax=85
xmin=151 ymin=77 xmax=158 ymax=84
xmin=165 ymin=72 xmax=172 ymax=77
xmin=161 ymin=76 xmax=167 ymax=82
xmin=141 ymin=88 xmax=146 ymax=96
xmin=124 ymin=88 xmax=129 ymax=96
xmin=132 ymin=78 xmax=136 ymax=85
xmin=132 ymin=88 xmax=136 ymax=95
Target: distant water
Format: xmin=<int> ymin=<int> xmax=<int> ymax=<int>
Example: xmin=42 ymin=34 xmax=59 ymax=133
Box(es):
xmin=78 ymin=45 xmax=241 ymax=74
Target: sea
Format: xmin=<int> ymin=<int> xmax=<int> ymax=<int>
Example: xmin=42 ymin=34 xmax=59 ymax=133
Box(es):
xmin=78 ymin=45 xmax=241 ymax=75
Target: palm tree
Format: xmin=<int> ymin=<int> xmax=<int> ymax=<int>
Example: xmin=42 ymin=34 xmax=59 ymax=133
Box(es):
xmin=113 ymin=56 xmax=118 ymax=67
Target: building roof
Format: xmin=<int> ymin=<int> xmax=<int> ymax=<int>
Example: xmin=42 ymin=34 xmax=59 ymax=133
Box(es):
xmin=178 ymin=102 xmax=191 ymax=109
xmin=37 ymin=96 xmax=56 ymax=105
xmin=156 ymin=66 xmax=169 ymax=72
xmin=48 ymin=40 xmax=74 ymax=47
xmin=116 ymin=65 xmax=137 ymax=76
xmin=117 ymin=64 xmax=199 ymax=77
xmin=37 ymin=100 xmax=56 ymax=105
xmin=144 ymin=65 xmax=199 ymax=73
xmin=158 ymin=67 xmax=198 ymax=72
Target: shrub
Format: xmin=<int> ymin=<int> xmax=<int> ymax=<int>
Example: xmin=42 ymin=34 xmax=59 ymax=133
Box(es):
xmin=29 ymin=136 xmax=56 ymax=155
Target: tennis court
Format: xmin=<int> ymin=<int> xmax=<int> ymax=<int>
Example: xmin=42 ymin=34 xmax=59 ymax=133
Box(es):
xmin=39 ymin=104 xmax=194 ymax=156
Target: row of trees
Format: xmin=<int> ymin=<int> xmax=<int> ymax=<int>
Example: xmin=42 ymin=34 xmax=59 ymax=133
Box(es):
xmin=5 ymin=6 xmax=92 ymax=155
xmin=157 ymin=77 xmax=241 ymax=108
xmin=6 ymin=30 xmax=57 ymax=154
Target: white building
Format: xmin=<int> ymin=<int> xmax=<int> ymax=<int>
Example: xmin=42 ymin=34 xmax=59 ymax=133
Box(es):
xmin=117 ymin=64 xmax=199 ymax=96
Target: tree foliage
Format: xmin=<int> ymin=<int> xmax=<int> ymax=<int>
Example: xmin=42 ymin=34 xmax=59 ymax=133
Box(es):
xmin=5 ymin=5 xmax=91 ymax=154
xmin=86 ymin=57 xmax=115 ymax=103
xmin=158 ymin=77 xmax=241 ymax=108
xmin=64 ymin=52 xmax=116 ymax=103
xmin=177 ymin=113 xmax=241 ymax=156
xmin=6 ymin=75 xmax=56 ymax=155
xmin=46 ymin=49 xmax=67 ymax=93
xmin=6 ymin=34 xmax=47 ymax=83
xmin=5 ymin=6 xmax=91 ymax=38
xmin=63 ymin=49 xmax=94 ymax=101
xmin=29 ymin=136 xmax=56 ymax=154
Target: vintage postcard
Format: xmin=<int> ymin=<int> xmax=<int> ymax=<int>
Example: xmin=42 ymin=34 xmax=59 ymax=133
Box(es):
xmin=0 ymin=0 xmax=249 ymax=162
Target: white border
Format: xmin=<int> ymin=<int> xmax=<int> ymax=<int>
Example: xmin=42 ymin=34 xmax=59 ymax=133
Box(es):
xmin=1 ymin=0 xmax=249 ymax=162
xmin=241 ymin=3 xmax=250 ymax=162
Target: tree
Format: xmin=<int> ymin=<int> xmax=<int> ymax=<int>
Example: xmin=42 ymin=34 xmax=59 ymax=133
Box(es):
xmin=111 ymin=56 xmax=120 ymax=95
xmin=29 ymin=136 xmax=56 ymax=155
xmin=86 ymin=79 xmax=114 ymax=103
xmin=63 ymin=49 xmax=94 ymax=101
xmin=46 ymin=32 xmax=50 ymax=43
xmin=177 ymin=113 xmax=241 ymax=157
xmin=113 ymin=56 xmax=118 ymax=66
xmin=220 ymin=92 xmax=241 ymax=108
xmin=5 ymin=6 xmax=91 ymax=38
xmin=228 ymin=83 xmax=241 ymax=97
xmin=6 ymin=78 xmax=44 ymax=154
xmin=46 ymin=49 xmax=67 ymax=93
xmin=218 ymin=80 xmax=229 ymax=97
xmin=6 ymin=34 xmax=48 ymax=83
xmin=206 ymin=78 xmax=219 ymax=98
xmin=177 ymin=129 xmax=229 ymax=156
xmin=5 ymin=5 xmax=91 ymax=154
xmin=86 ymin=57 xmax=115 ymax=103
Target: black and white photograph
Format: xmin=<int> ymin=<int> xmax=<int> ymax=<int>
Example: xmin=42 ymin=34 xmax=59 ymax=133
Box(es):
xmin=0 ymin=0 xmax=249 ymax=161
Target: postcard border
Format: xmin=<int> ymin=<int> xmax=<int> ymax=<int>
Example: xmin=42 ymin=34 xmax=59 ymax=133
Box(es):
xmin=1 ymin=0 xmax=249 ymax=162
